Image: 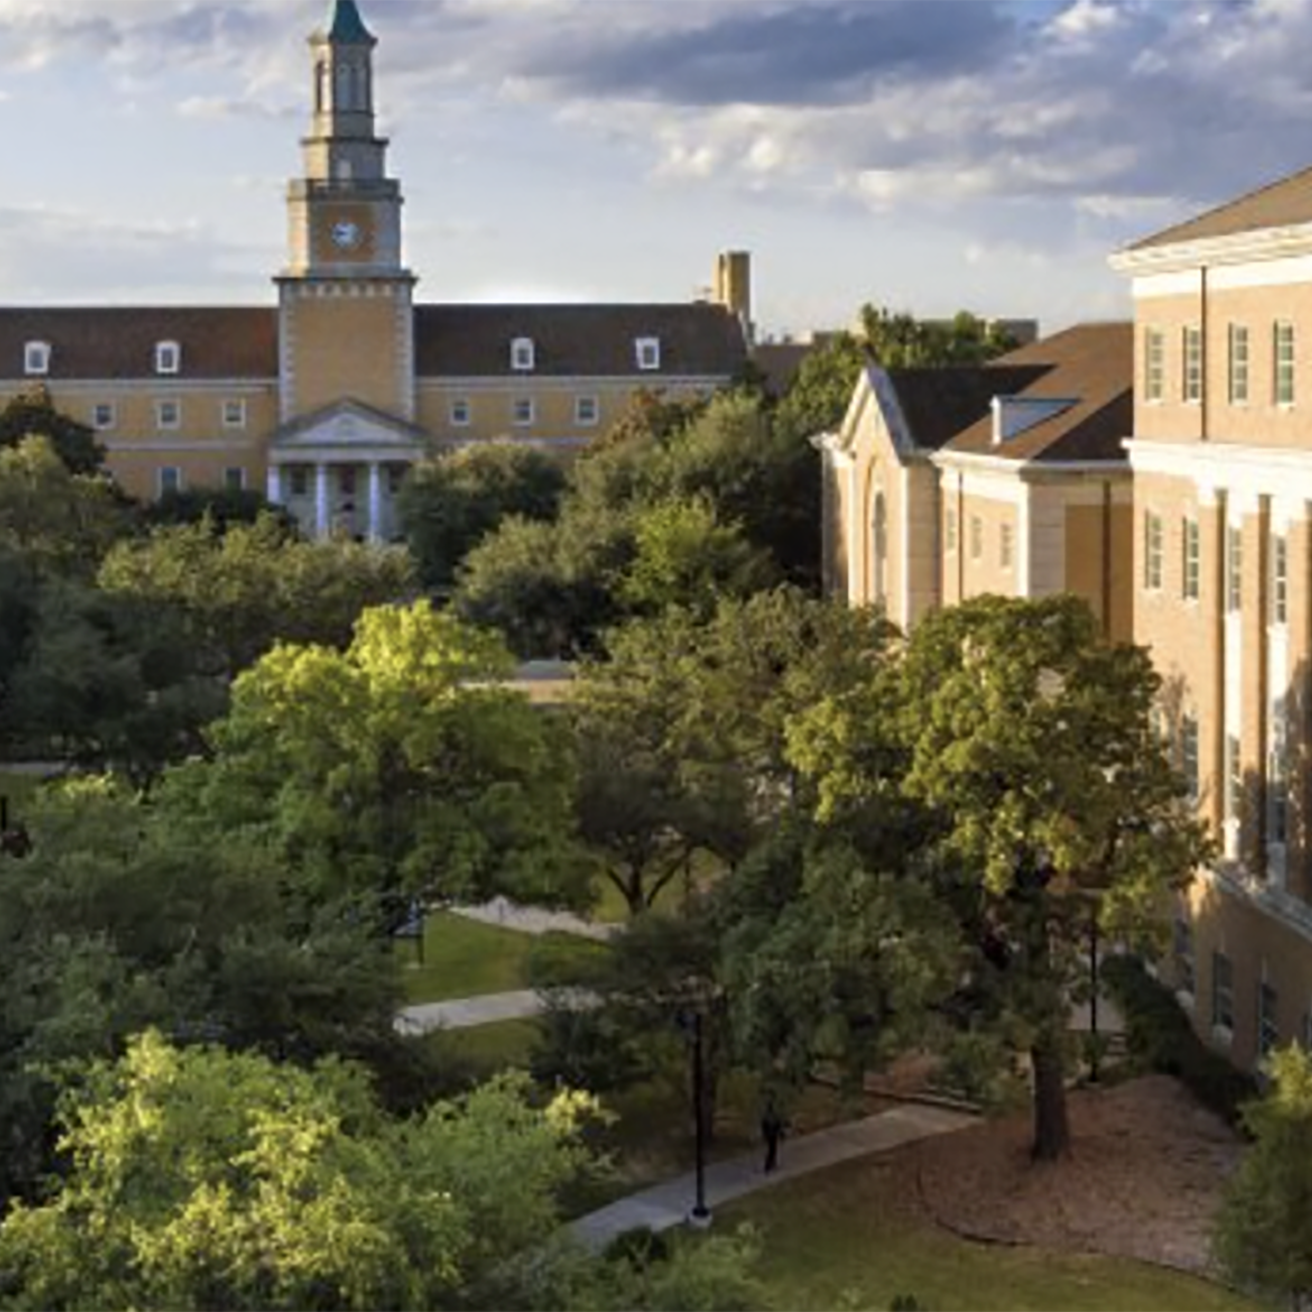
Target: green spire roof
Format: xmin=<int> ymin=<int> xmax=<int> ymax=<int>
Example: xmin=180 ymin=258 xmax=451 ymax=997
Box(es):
xmin=326 ymin=0 xmax=375 ymax=44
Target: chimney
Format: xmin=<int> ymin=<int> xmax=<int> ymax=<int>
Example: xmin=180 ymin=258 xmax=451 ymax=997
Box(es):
xmin=713 ymin=251 xmax=753 ymax=345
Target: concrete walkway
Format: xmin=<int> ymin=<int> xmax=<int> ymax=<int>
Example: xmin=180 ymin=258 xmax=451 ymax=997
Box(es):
xmin=395 ymin=986 xmax=598 ymax=1036
xmin=448 ymin=896 xmax=617 ymax=943
xmin=569 ymin=1102 xmax=978 ymax=1250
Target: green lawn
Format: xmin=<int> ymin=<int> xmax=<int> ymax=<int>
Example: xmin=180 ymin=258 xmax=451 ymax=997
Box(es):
xmin=396 ymin=911 xmax=606 ymax=1005
xmin=721 ymin=1153 xmax=1263 ymax=1312
xmin=0 ymin=770 xmax=44 ymax=815
xmin=417 ymin=1018 xmax=542 ymax=1082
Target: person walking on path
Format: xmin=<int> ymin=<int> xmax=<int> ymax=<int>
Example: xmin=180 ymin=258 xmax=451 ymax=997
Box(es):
xmin=761 ymin=1100 xmax=786 ymax=1174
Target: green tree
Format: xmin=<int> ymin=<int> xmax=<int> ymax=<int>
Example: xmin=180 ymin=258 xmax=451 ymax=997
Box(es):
xmin=793 ymin=595 xmax=1210 ymax=1159
xmin=98 ymin=512 xmax=414 ymax=678
xmin=1214 ymin=1045 xmax=1312 ymax=1307
xmin=142 ymin=484 xmax=292 ymax=532
xmin=772 ymin=332 xmax=867 ymax=445
xmin=0 ymin=437 xmax=128 ymax=577
xmin=0 ymin=1032 xmax=600 ymax=1311
xmin=169 ymin=600 xmax=587 ymax=914
xmin=0 ymin=385 xmax=104 ymax=473
xmin=399 ymin=444 xmax=567 ymax=592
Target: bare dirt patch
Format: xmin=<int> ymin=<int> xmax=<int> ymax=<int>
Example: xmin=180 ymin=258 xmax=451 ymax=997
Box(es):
xmin=907 ymin=1074 xmax=1243 ymax=1275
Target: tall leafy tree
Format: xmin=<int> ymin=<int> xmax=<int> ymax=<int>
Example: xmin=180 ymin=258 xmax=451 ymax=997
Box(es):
xmin=1214 ymin=1044 xmax=1312 ymax=1307
xmin=0 ymin=1033 xmax=603 ymax=1311
xmin=167 ymin=601 xmax=588 ymax=915
xmin=399 ymin=443 xmax=567 ymax=593
xmin=0 ymin=385 xmax=104 ymax=474
xmin=792 ymin=595 xmax=1210 ymax=1159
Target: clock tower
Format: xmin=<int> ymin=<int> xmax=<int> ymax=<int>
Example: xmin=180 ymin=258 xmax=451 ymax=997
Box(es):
xmin=277 ymin=0 xmax=416 ymax=422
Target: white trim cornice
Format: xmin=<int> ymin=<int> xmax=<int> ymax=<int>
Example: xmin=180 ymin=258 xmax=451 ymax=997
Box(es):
xmin=930 ymin=448 xmax=1131 ymax=480
xmin=1110 ymin=222 xmax=1312 ymax=277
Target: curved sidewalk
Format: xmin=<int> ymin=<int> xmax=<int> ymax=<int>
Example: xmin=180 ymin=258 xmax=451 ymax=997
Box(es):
xmin=569 ymin=1102 xmax=977 ymax=1251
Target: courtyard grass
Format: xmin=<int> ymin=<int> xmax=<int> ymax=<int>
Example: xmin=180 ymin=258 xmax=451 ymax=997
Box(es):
xmin=721 ymin=1152 xmax=1262 ymax=1312
xmin=396 ymin=911 xmax=606 ymax=1005
xmin=0 ymin=769 xmax=44 ymax=815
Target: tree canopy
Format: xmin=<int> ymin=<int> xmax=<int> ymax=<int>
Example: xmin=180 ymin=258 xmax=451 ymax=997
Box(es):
xmin=0 ymin=385 xmax=105 ymax=474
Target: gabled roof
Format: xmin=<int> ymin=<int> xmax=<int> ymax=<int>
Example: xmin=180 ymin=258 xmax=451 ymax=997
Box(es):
xmin=1127 ymin=163 xmax=1312 ymax=253
xmin=886 ymin=364 xmax=1048 ymax=452
xmin=0 ymin=307 xmax=278 ymax=381
xmin=271 ymin=396 xmax=426 ymax=449
xmin=413 ymin=303 xmax=747 ymax=380
xmin=940 ymin=322 xmax=1133 ymax=464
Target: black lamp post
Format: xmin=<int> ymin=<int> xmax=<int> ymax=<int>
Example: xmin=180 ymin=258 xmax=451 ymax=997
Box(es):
xmin=677 ymin=1006 xmax=711 ymax=1227
xmin=1088 ymin=904 xmax=1101 ymax=1083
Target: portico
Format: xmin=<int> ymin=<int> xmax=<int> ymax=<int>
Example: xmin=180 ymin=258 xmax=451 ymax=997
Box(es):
xmin=267 ymin=398 xmax=427 ymax=541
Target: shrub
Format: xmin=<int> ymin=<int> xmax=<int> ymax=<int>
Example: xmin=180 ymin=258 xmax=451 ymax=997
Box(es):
xmin=1101 ymin=953 xmax=1257 ymax=1127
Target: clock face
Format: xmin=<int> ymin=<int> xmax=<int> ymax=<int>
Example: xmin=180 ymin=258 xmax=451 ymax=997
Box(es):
xmin=331 ymin=220 xmax=362 ymax=250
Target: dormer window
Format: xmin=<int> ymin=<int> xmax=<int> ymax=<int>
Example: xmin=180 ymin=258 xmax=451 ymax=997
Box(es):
xmin=511 ymin=337 xmax=535 ymax=372
xmin=155 ymin=341 xmax=181 ymax=376
xmin=23 ymin=341 xmax=50 ymax=376
xmin=635 ymin=337 xmax=661 ymax=371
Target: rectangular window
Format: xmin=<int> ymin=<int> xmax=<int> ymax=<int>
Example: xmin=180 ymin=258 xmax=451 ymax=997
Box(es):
xmin=1144 ymin=511 xmax=1164 ymax=590
xmin=450 ymin=399 xmax=471 ymax=427
xmin=575 ymin=396 xmax=600 ymax=426
xmin=1183 ymin=325 xmax=1203 ymax=403
xmin=1181 ymin=714 xmax=1200 ymax=805
xmin=1227 ymin=524 xmax=1243 ymax=611
xmin=969 ymin=515 xmax=983 ymax=561
xmin=155 ymin=341 xmax=181 ymax=376
xmin=1228 ymin=324 xmax=1250 ymax=405
xmin=223 ymin=467 xmax=245 ymax=492
xmin=1272 ymin=533 xmax=1289 ymax=625
xmin=156 ymin=400 xmax=181 ymax=430
xmin=222 ymin=400 xmax=247 ymax=429
xmin=1000 ymin=522 xmax=1014 ymax=570
xmin=1259 ymin=982 xmax=1280 ymax=1058
xmin=157 ymin=466 xmax=183 ymax=497
xmin=510 ymin=338 xmax=535 ymax=372
xmin=1144 ymin=327 xmax=1165 ymax=402
xmin=289 ymin=467 xmax=310 ymax=498
xmin=1275 ymin=321 xmax=1296 ymax=406
xmin=1226 ymin=733 xmax=1243 ymax=824
xmin=635 ymin=337 xmax=661 ymax=371
xmin=945 ymin=508 xmax=958 ymax=553
xmin=1182 ymin=516 xmax=1200 ymax=601
xmin=1212 ymin=952 xmax=1235 ymax=1032
xmin=23 ymin=341 xmax=50 ymax=376
xmin=513 ymin=398 xmax=534 ymax=427
xmin=1269 ymin=749 xmax=1289 ymax=846
xmin=92 ymin=402 xmax=116 ymax=431
xmin=1174 ymin=918 xmax=1195 ymax=998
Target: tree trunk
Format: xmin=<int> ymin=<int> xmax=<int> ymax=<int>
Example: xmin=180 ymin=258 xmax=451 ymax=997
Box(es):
xmin=1030 ymin=1034 xmax=1071 ymax=1161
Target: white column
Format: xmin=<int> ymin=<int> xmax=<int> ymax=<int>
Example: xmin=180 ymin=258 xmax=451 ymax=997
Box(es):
xmin=315 ymin=463 xmax=330 ymax=539
xmin=367 ymin=462 xmax=383 ymax=544
xmin=266 ymin=464 xmax=282 ymax=506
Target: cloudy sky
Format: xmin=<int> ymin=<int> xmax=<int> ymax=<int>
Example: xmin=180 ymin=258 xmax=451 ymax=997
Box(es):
xmin=1 ymin=0 xmax=1309 ymax=336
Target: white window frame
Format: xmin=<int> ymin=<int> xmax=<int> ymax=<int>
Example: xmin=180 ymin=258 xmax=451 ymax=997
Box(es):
xmin=1181 ymin=714 xmax=1200 ymax=805
xmin=1182 ymin=516 xmax=1200 ymax=602
xmin=1272 ymin=533 xmax=1289 ymax=626
xmin=999 ymin=522 xmax=1014 ymax=571
xmin=575 ymin=395 xmax=600 ymax=426
xmin=157 ymin=466 xmax=184 ymax=497
xmin=1182 ymin=325 xmax=1202 ymax=404
xmin=92 ymin=402 xmax=116 ymax=432
xmin=1259 ymin=981 xmax=1280 ymax=1058
xmin=510 ymin=337 xmax=536 ymax=372
xmin=1144 ymin=327 xmax=1164 ymax=403
xmin=1226 ymin=523 xmax=1242 ymax=612
xmin=289 ymin=467 xmax=310 ymax=498
xmin=1144 ymin=511 xmax=1163 ymax=591
xmin=1228 ymin=323 xmax=1249 ymax=405
xmin=969 ymin=515 xmax=983 ymax=561
xmin=635 ymin=337 xmax=661 ymax=372
xmin=945 ymin=508 xmax=958 ymax=553
xmin=512 ymin=397 xmax=535 ymax=427
xmin=155 ymin=340 xmax=181 ymax=376
xmin=23 ymin=341 xmax=50 ymax=376
xmin=450 ymin=398 xmax=472 ymax=427
xmin=223 ymin=467 xmax=246 ymax=492
xmin=156 ymin=400 xmax=182 ymax=430
xmin=1275 ymin=321 xmax=1296 ymax=407
xmin=222 ymin=400 xmax=247 ymax=430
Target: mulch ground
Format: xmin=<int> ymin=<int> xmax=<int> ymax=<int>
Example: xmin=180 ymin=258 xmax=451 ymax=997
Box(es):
xmin=902 ymin=1074 xmax=1244 ymax=1275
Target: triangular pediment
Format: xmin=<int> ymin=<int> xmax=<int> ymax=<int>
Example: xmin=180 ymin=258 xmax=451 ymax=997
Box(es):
xmin=270 ymin=398 xmax=429 ymax=460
